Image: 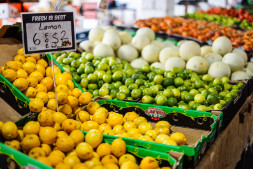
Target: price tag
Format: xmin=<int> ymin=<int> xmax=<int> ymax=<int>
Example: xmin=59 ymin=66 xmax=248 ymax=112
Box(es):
xmin=21 ymin=12 xmax=76 ymax=54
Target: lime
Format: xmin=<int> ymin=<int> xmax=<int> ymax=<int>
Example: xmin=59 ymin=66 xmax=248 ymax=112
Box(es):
xmin=167 ymin=86 xmax=176 ymax=89
xmin=188 ymin=101 xmax=195 ymax=108
xmin=174 ymin=77 xmax=184 ymax=87
xmin=128 ymin=84 xmax=138 ymax=91
xmin=85 ymin=53 xmax=94 ymax=61
xmin=184 ymin=80 xmax=192 ymax=86
xmin=194 ymin=94 xmax=205 ymax=104
xmin=76 ymin=67 xmax=84 ymax=75
xmin=172 ymin=67 xmax=183 ymax=73
xmin=114 ymin=81 xmax=122 ymax=89
xmin=111 ymin=64 xmax=123 ymax=73
xmin=155 ymin=68 xmax=164 ymax=75
xmin=201 ymin=90 xmax=211 ymax=98
xmin=109 ymin=58 xmax=118 ymax=67
xmin=87 ymin=74 xmax=98 ymax=83
xmin=167 ymin=97 xmax=177 ymax=107
xmin=68 ymin=52 xmax=79 ymax=58
xmin=202 ymin=74 xmax=213 ymax=82
xmin=93 ymin=90 xmax=99 ymax=97
xmin=192 ymin=103 xmax=201 ymax=110
xmin=190 ymin=75 xmax=200 ymax=83
xmin=80 ymin=78 xmax=89 ymax=88
xmin=221 ymin=77 xmax=230 ymax=84
xmin=150 ymin=86 xmax=159 ymax=96
xmin=155 ymin=95 xmax=168 ymax=106
xmin=223 ymin=83 xmax=231 ymax=90
xmin=131 ymin=89 xmax=142 ymax=99
xmin=172 ymin=89 xmax=180 ymax=99
xmin=156 ymin=84 xmax=163 ymax=91
xmin=194 ymin=80 xmax=204 ymax=89
xmin=180 ymin=91 xmax=188 ymax=100
xmin=135 ymin=79 xmax=145 ymax=87
xmin=79 ymin=57 xmax=88 ymax=64
xmin=147 ymin=72 xmax=156 ymax=81
xmin=162 ymin=78 xmax=173 ymax=88
xmin=107 ymin=84 xmax=114 ymax=91
xmin=112 ymin=71 xmax=123 ymax=82
xmin=143 ymin=88 xmax=153 ymax=96
xmin=213 ymin=78 xmax=222 ymax=86
xmin=62 ymin=58 xmax=71 ymax=65
xmin=163 ymin=89 xmax=174 ymax=98
xmin=197 ymin=105 xmax=207 ymax=111
xmin=102 ymin=74 xmax=112 ymax=83
xmin=142 ymin=65 xmax=150 ymax=73
xmin=132 ymin=74 xmax=141 ymax=81
xmin=208 ymin=88 xmax=218 ymax=94
xmin=142 ymin=95 xmax=154 ymax=104
xmin=236 ymin=82 xmax=243 ymax=88
xmin=110 ymin=89 xmax=119 ymax=98
xmin=157 ymin=91 xmax=164 ymax=96
xmin=97 ymin=62 xmax=108 ymax=71
xmin=115 ymin=92 xmax=126 ymax=100
xmin=180 ymin=85 xmax=190 ymax=92
xmin=98 ymin=80 xmax=105 ymax=88
xmin=178 ymin=104 xmax=190 ymax=109
xmin=126 ymin=69 xmax=135 ymax=76
xmin=88 ymin=83 xmax=98 ymax=90
xmin=81 ymin=52 xmax=87 ymax=57
xmin=177 ymin=72 xmax=187 ymax=80
xmin=154 ymin=75 xmax=164 ymax=85
xmin=119 ymin=86 xmax=130 ymax=96
xmin=56 ymin=57 xmax=64 ymax=64
xmin=73 ymin=75 xmax=81 ymax=83
xmin=184 ymin=93 xmax=194 ymax=103
xmin=125 ymin=78 xmax=134 ymax=87
xmin=164 ymin=71 xmax=176 ymax=79
xmin=85 ymin=66 xmax=94 ymax=75
xmin=71 ymin=60 xmax=80 ymax=68
xmin=213 ymin=103 xmax=222 ymax=110
xmin=99 ymin=87 xmax=109 ymax=96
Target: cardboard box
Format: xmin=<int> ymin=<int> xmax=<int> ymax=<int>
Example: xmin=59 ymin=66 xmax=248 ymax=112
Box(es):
xmin=0 ymin=3 xmax=21 ymax=19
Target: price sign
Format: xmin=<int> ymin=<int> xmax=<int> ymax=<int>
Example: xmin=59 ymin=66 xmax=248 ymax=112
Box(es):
xmin=21 ymin=12 xmax=76 ymax=54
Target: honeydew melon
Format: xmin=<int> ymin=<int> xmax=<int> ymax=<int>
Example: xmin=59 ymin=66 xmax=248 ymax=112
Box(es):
xmin=222 ymin=53 xmax=244 ymax=72
xmin=186 ymin=56 xmax=209 ymax=74
xmin=212 ymin=36 xmax=232 ymax=55
xmin=208 ymin=62 xmax=231 ymax=78
xmin=179 ymin=41 xmax=201 ymax=61
xmin=165 ymin=57 xmax=186 ymax=71
xmin=117 ymin=44 xmax=138 ymax=62
xmin=159 ymin=47 xmax=179 ymax=64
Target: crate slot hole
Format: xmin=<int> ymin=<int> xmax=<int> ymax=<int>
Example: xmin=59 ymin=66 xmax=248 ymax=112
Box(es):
xmin=17 ymin=102 xmax=23 ymax=109
xmin=173 ymin=114 xmax=179 ymax=122
xmin=0 ymin=85 xmax=6 ymax=93
xmin=197 ymin=118 xmax=204 ymax=125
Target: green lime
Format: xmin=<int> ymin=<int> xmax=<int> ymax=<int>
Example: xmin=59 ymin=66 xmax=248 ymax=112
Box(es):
xmin=208 ymin=88 xmax=218 ymax=94
xmin=119 ymin=86 xmax=130 ymax=96
xmin=164 ymin=71 xmax=176 ymax=79
xmin=154 ymin=75 xmax=164 ymax=85
xmin=132 ymin=74 xmax=141 ymax=81
xmin=128 ymin=83 xmax=138 ymax=91
xmin=117 ymin=92 xmax=126 ymax=100
xmin=236 ymin=82 xmax=244 ymax=88
xmin=189 ymin=101 xmax=195 ymax=108
xmin=202 ymin=74 xmax=213 ymax=82
xmin=223 ymin=83 xmax=231 ymax=90
xmin=163 ymin=89 xmax=174 ymax=98
xmin=76 ymin=67 xmax=84 ymax=75
xmin=172 ymin=88 xmax=181 ymax=99
xmin=110 ymin=89 xmax=119 ymax=98
xmin=180 ymin=85 xmax=190 ymax=92
xmin=142 ymin=65 xmax=150 ymax=73
xmin=197 ymin=105 xmax=207 ymax=111
xmin=180 ymin=91 xmax=188 ymax=100
xmin=194 ymin=80 xmax=204 ymax=89
xmin=85 ymin=66 xmax=94 ymax=75
xmin=174 ymin=77 xmax=184 ymax=87
xmin=88 ymin=83 xmax=98 ymax=90
xmin=190 ymin=75 xmax=200 ymax=83
xmin=150 ymin=86 xmax=159 ymax=97
xmin=126 ymin=69 xmax=135 ymax=77
xmin=172 ymin=67 xmax=183 ymax=73
xmin=163 ymin=78 xmax=173 ymax=88
xmin=147 ymin=72 xmax=156 ymax=81
xmin=112 ymin=71 xmax=123 ymax=82
xmin=73 ymin=75 xmax=81 ymax=83
xmin=87 ymin=74 xmax=98 ymax=83
xmin=167 ymin=86 xmax=176 ymax=89
xmin=80 ymin=78 xmax=89 ymax=88
xmin=85 ymin=53 xmax=94 ymax=61
xmin=192 ymin=103 xmax=201 ymax=110
xmin=114 ymin=81 xmax=122 ymax=89
xmin=201 ymin=90 xmax=211 ymax=98
xmin=213 ymin=103 xmax=222 ymax=110
xmin=81 ymin=52 xmax=87 ymax=57
xmin=131 ymin=89 xmax=142 ymax=99
xmin=135 ymin=79 xmax=145 ymax=87
xmin=125 ymin=78 xmax=134 ymax=87
xmin=56 ymin=57 xmax=64 ymax=64
xmin=184 ymin=93 xmax=194 ymax=103
xmin=62 ymin=58 xmax=71 ymax=65
xmin=213 ymin=78 xmax=222 ymax=86
xmin=97 ymin=62 xmax=109 ymax=71
xmin=71 ymin=60 xmax=80 ymax=68
xmin=109 ymin=57 xmax=118 ymax=67
xmin=194 ymin=94 xmax=205 ymax=104
xmin=102 ymin=74 xmax=111 ymax=83
xmin=142 ymin=95 xmax=154 ymax=104
xmin=143 ymin=88 xmax=153 ymax=96
xmin=155 ymin=95 xmax=168 ymax=106
xmin=167 ymin=97 xmax=177 ymax=107
xmin=177 ymin=71 xmax=187 ymax=80
xmin=221 ymin=77 xmax=230 ymax=84
xmin=99 ymin=87 xmax=109 ymax=96
xmin=79 ymin=57 xmax=88 ymax=64
xmin=93 ymin=90 xmax=99 ymax=97
xmin=178 ymin=104 xmax=190 ymax=109
xmin=155 ymin=68 xmax=164 ymax=75
xmin=107 ymin=84 xmax=114 ymax=91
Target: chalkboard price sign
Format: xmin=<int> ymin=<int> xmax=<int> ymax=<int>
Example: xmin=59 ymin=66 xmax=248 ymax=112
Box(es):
xmin=21 ymin=12 xmax=76 ymax=54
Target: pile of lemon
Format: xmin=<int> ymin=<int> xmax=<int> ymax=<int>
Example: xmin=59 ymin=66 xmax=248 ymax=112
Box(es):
xmin=0 ymin=48 xmax=92 ymax=115
xmin=0 ymin=121 xmax=172 ymax=169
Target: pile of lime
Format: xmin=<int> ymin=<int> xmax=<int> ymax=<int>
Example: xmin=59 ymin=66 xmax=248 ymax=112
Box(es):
xmin=53 ymin=52 xmax=243 ymax=111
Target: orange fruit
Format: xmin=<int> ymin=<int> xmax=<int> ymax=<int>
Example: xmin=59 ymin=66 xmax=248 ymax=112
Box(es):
xmin=36 ymin=156 xmax=52 ymax=167
xmin=87 ymin=102 xmax=101 ymax=115
xmin=107 ymin=113 xmax=123 ymax=127
xmin=29 ymin=98 xmax=44 ymax=113
xmin=140 ymin=157 xmax=159 ymax=169
xmin=37 ymin=59 xmax=48 ymax=69
xmin=47 ymin=99 xmax=58 ymax=111
xmin=104 ymin=163 xmax=119 ymax=169
xmin=133 ymin=117 xmax=147 ymax=127
xmin=26 ymin=57 xmax=37 ymax=64
xmin=36 ymin=92 xmax=49 ymax=104
xmin=13 ymin=78 xmax=28 ymax=91
xmin=28 ymin=147 xmax=46 ymax=159
xmin=170 ymin=132 xmax=187 ymax=146
xmin=59 ymin=104 xmax=72 ymax=115
xmin=111 ymin=138 xmax=126 ymax=158
xmin=50 ymin=150 xmax=65 ymax=159
xmin=22 ymin=62 xmax=35 ymax=74
xmin=48 ymin=92 xmax=56 ymax=99
xmin=35 ymin=84 xmax=48 ymax=93
xmin=30 ymin=53 xmax=40 ymax=61
xmin=4 ymin=140 xmax=21 ymax=150
xmin=23 ymin=121 xmax=40 ymax=135
xmin=98 ymin=123 xmax=112 ymax=133
xmin=76 ymin=142 xmax=94 ymax=160
xmin=24 ymin=87 xmax=37 ymax=98
xmin=41 ymin=144 xmax=52 ymax=156
xmin=2 ymin=69 xmax=16 ymax=82
xmin=56 ymin=136 xmax=75 ymax=153
xmin=96 ymin=143 xmax=111 ymax=158
xmin=138 ymin=123 xmax=153 ymax=135
xmin=16 ymin=69 xmax=28 ymax=78
xmin=27 ymin=76 xmax=38 ymax=87
xmin=39 ymin=127 xmax=57 ymax=145
xmin=69 ymin=130 xmax=85 ymax=146
xmin=85 ymin=129 xmax=103 ymax=148
xmin=155 ymin=134 xmax=170 ymax=144
xmin=73 ymin=163 xmax=88 ymax=169
xmin=14 ymin=54 xmax=26 ymax=63
xmin=76 ymin=111 xmax=90 ymax=123
xmin=2 ymin=121 xmax=18 ymax=140
xmin=121 ymin=161 xmax=139 ymax=169
xmin=93 ymin=109 xmax=107 ymax=124
xmin=56 ymin=84 xmax=69 ymax=94
xmin=101 ymin=155 xmax=118 ymax=165
xmin=72 ymin=88 xmax=82 ymax=98
xmin=67 ymin=80 xmax=75 ymax=90
xmin=40 ymin=77 xmax=54 ymax=91
xmin=62 ymin=72 xmax=72 ymax=80
xmin=35 ymin=64 xmax=45 ymax=76
xmin=62 ymin=119 xmax=77 ymax=134
xmin=68 ymin=96 xmax=79 ymax=108
xmin=21 ymin=134 xmax=41 ymax=153
xmin=5 ymin=61 xmax=18 ymax=71
xmin=57 ymin=92 xmax=68 ymax=105
xmin=55 ymin=163 xmax=71 ymax=169
xmin=79 ymin=92 xmax=92 ymax=105
xmin=38 ymin=109 xmax=54 ymax=126
xmin=53 ymin=111 xmax=67 ymax=124
xmin=123 ymin=111 xmax=139 ymax=122
xmin=81 ymin=121 xmax=99 ymax=131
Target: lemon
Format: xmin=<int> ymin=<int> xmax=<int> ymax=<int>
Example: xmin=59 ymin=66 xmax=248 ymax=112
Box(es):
xmin=76 ymin=142 xmax=94 ymax=160
xmin=119 ymin=154 xmax=137 ymax=166
xmin=111 ymin=138 xmax=126 ymax=158
xmin=85 ymin=129 xmax=103 ymax=148
xmin=96 ymin=142 xmax=112 ymax=158
xmin=170 ymin=132 xmax=187 ymax=146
